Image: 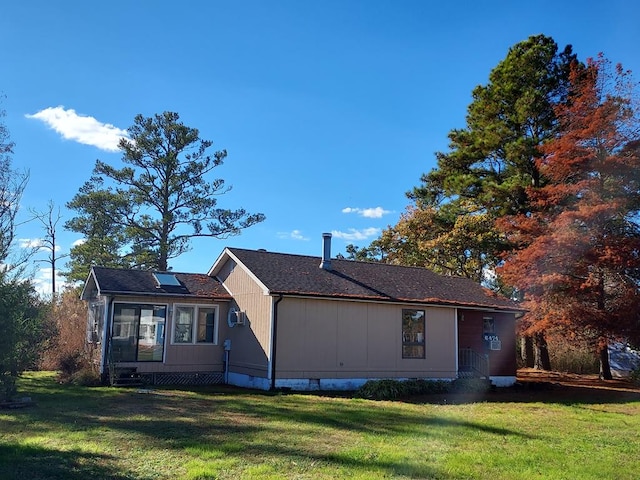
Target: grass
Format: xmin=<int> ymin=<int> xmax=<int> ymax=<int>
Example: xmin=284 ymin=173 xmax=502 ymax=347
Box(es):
xmin=0 ymin=372 xmax=639 ymax=479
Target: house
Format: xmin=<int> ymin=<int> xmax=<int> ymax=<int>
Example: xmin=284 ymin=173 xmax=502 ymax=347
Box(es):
xmin=82 ymin=233 xmax=523 ymax=390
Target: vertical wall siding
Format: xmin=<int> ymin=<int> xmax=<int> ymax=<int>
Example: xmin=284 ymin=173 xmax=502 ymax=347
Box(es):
xmin=216 ymin=259 xmax=272 ymax=378
xmin=276 ymin=298 xmax=457 ymax=379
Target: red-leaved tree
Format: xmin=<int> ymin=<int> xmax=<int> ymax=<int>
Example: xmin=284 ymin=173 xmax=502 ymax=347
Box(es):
xmin=498 ymin=55 xmax=640 ymax=378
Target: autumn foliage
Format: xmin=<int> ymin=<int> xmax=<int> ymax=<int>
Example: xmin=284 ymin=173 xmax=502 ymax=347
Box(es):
xmin=40 ymin=288 xmax=98 ymax=379
xmin=498 ymin=56 xmax=640 ymax=362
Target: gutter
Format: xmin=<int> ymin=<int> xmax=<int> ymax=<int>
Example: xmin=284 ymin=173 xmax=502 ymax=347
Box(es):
xmin=266 ymin=291 xmax=525 ymax=314
xmin=99 ymin=290 xmax=232 ymax=300
xmin=270 ymin=294 xmax=284 ymax=391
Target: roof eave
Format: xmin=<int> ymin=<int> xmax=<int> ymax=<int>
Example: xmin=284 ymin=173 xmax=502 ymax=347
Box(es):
xmin=209 ymin=248 xmax=271 ymax=295
xmin=207 ymin=247 xmax=232 ymax=276
xmin=266 ymin=290 xmax=525 ymax=313
xmin=80 ymin=267 xmax=99 ymax=301
xmin=96 ymin=289 xmax=232 ymax=300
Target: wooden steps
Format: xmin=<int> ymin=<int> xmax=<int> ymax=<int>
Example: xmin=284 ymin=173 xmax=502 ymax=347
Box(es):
xmin=110 ymin=367 xmax=144 ymax=387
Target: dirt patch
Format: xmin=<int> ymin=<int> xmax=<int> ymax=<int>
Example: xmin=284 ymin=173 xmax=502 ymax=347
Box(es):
xmin=505 ymin=368 xmax=640 ymax=403
xmin=413 ymin=369 xmax=640 ymax=404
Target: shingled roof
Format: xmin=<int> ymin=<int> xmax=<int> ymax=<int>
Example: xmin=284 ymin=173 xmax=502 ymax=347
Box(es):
xmin=216 ymin=248 xmax=523 ymax=312
xmin=85 ymin=266 xmax=231 ymax=299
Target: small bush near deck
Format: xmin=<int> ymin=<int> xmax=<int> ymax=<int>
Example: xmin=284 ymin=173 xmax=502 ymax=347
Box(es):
xmin=58 ymin=351 xmax=85 ymax=377
xmin=357 ymin=378 xmax=454 ymax=400
xmin=67 ymin=367 xmax=102 ymax=387
xmin=357 ymin=379 xmax=406 ymax=400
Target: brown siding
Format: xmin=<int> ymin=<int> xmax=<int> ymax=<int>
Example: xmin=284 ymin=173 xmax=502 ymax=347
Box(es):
xmin=276 ymin=298 xmax=457 ymax=379
xmin=216 ymin=258 xmax=272 ymax=377
xmin=336 ymin=303 xmax=368 ymax=369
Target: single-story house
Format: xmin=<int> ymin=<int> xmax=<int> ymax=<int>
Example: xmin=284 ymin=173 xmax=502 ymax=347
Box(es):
xmin=81 ymin=233 xmax=524 ymax=390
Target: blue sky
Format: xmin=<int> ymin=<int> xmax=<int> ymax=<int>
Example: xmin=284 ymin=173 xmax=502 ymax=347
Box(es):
xmin=1 ymin=1 xmax=639 ymax=293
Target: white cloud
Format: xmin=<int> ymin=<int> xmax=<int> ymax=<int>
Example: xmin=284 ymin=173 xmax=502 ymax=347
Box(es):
xmin=277 ymin=229 xmax=310 ymax=241
xmin=32 ymin=267 xmax=69 ymax=296
xmin=18 ymin=238 xmax=62 ymax=251
xmin=72 ymin=238 xmax=87 ymax=247
xmin=331 ymin=227 xmax=381 ymax=242
xmin=26 ymin=106 xmax=127 ymax=152
xmin=342 ymin=206 xmax=391 ymax=219
xmin=19 ymin=238 xmax=44 ymax=249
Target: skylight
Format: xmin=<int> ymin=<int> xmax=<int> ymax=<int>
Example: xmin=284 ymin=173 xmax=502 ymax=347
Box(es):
xmin=153 ymin=272 xmax=181 ymax=287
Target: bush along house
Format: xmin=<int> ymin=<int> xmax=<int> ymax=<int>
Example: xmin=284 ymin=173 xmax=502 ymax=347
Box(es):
xmin=81 ymin=233 xmax=524 ymax=390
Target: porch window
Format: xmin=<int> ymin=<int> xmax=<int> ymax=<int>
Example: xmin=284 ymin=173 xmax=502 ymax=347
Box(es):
xmin=402 ymin=309 xmax=425 ymax=359
xmin=197 ymin=308 xmax=216 ymax=343
xmin=111 ymin=303 xmax=166 ymax=362
xmin=174 ymin=306 xmax=195 ymax=343
xmin=172 ymin=305 xmax=218 ymax=345
xmin=87 ymin=300 xmax=105 ymax=343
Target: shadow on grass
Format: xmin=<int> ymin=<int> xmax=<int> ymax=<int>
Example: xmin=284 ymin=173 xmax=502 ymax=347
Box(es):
xmin=4 ymin=376 xmax=536 ymax=479
xmin=6 ymin=372 xmax=639 ymax=479
xmin=0 ymin=444 xmax=129 ymax=480
xmin=403 ymin=381 xmax=640 ymax=405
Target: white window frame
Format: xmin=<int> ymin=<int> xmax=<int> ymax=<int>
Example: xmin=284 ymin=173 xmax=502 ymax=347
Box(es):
xmin=171 ymin=304 xmax=219 ymax=345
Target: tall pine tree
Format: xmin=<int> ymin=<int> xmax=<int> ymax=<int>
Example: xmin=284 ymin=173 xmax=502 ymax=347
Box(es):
xmin=66 ymin=112 xmax=265 ymax=274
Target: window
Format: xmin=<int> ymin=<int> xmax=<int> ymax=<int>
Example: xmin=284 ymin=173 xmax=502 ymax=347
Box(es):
xmin=174 ymin=306 xmax=195 ymax=343
xmin=483 ymin=317 xmax=495 ymax=334
xmin=87 ymin=300 xmax=105 ymax=343
xmin=172 ymin=305 xmax=218 ymax=344
xmin=483 ymin=316 xmax=500 ymax=349
xmin=153 ymin=272 xmax=181 ymax=286
xmin=197 ymin=308 xmax=216 ymax=343
xmin=111 ymin=303 xmax=166 ymax=362
xmin=402 ymin=309 xmax=425 ymax=359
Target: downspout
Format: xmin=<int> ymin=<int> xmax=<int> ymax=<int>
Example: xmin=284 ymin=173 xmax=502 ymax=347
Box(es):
xmin=270 ymin=294 xmax=284 ymax=391
xmin=454 ymin=308 xmax=459 ymax=377
xmin=100 ymin=296 xmax=114 ymax=382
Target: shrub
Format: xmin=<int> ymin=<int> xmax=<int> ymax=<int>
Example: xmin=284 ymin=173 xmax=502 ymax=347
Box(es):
xmin=59 ymin=351 xmax=84 ymax=377
xmin=1 ymin=374 xmax=17 ymax=403
xmin=357 ymin=378 xmax=453 ymax=400
xmin=68 ymin=367 xmax=102 ymax=386
xmin=56 ymin=350 xmax=97 ymax=385
xmin=357 ymin=379 xmax=407 ymax=400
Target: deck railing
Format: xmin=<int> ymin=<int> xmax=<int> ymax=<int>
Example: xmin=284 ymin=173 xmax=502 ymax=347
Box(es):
xmin=458 ymin=348 xmax=489 ymax=378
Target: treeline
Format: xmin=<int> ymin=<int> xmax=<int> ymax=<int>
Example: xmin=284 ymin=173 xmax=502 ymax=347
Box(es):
xmin=346 ymin=36 xmax=640 ymax=378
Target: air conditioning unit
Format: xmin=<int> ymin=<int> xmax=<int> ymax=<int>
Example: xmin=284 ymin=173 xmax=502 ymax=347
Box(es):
xmin=227 ymin=308 xmax=246 ymax=327
xmin=489 ymin=339 xmax=502 ymax=351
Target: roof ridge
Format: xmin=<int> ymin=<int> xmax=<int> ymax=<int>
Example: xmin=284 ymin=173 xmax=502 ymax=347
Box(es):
xmin=92 ymin=265 xmax=208 ymax=276
xmin=227 ymin=246 xmax=320 ymax=260
xmin=227 ymin=247 xmax=475 ymax=280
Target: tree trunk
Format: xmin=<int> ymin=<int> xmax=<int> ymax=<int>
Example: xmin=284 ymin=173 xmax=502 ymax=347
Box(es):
xmin=598 ymin=339 xmax=613 ymax=380
xmin=520 ymin=336 xmax=535 ymax=368
xmin=534 ymin=332 xmax=552 ymax=370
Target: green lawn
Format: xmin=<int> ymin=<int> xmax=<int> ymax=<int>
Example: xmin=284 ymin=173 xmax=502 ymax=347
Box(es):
xmin=1 ymin=372 xmax=639 ymax=479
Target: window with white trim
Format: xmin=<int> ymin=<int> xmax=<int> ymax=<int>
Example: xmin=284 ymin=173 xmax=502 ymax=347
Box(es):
xmin=402 ymin=309 xmax=426 ymax=359
xmin=172 ymin=305 xmax=218 ymax=344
